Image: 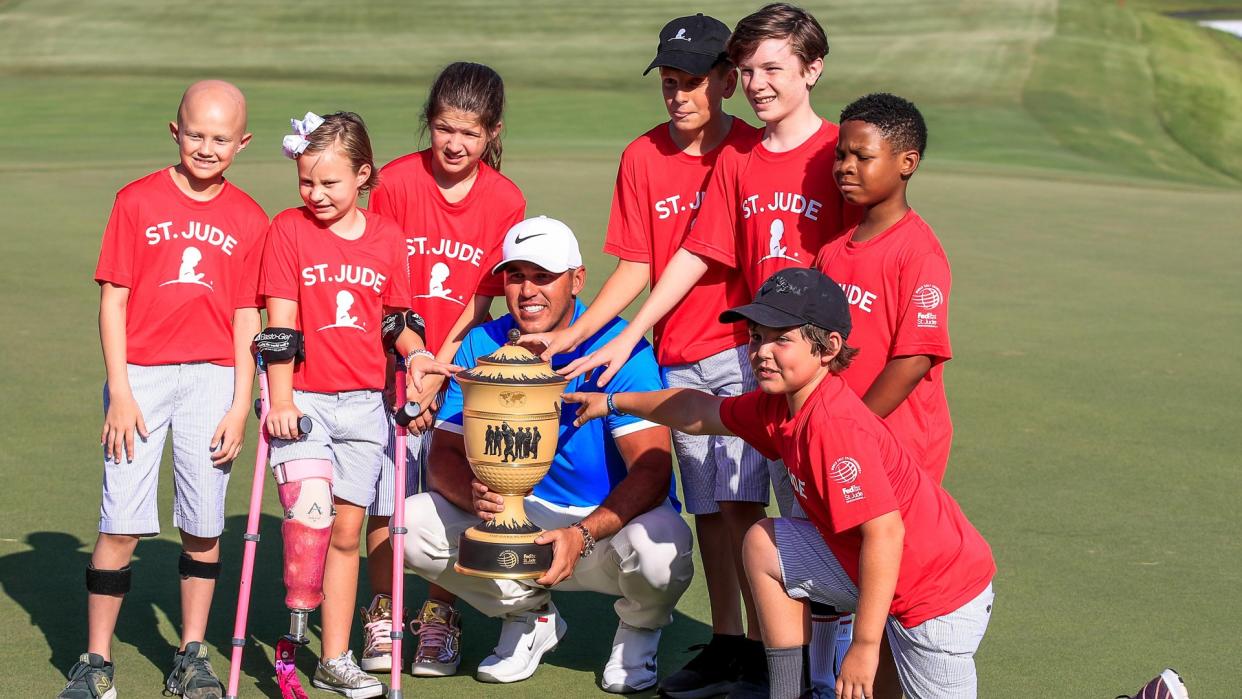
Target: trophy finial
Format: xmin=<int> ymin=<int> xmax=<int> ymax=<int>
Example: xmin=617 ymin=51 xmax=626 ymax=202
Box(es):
xmin=507 ymin=328 xmax=521 ymax=344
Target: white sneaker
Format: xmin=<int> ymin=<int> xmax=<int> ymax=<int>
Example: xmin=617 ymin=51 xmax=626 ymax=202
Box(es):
xmin=600 ymin=622 xmax=660 ymax=694
xmin=475 ymin=602 xmax=566 ymax=684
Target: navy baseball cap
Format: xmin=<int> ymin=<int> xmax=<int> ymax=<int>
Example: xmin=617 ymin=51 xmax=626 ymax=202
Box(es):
xmin=644 ymin=14 xmax=731 ymax=76
xmin=720 ymin=268 xmax=852 ymax=338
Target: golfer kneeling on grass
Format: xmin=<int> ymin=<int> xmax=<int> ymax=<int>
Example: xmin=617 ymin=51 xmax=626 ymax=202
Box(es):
xmin=565 ymin=267 xmax=997 ymax=699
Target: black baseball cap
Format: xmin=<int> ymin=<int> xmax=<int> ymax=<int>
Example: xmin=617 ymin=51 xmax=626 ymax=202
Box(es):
xmin=644 ymin=14 xmax=731 ymax=76
xmin=720 ymin=268 xmax=852 ymax=338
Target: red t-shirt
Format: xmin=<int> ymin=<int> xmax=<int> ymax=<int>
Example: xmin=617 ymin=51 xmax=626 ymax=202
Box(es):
xmin=683 ymin=119 xmax=859 ymax=295
xmin=815 ymin=209 xmax=953 ymax=483
xmin=260 ymin=208 xmax=411 ymax=392
xmin=368 ymin=150 xmax=525 ymax=353
xmin=94 ymin=168 xmax=268 ymax=367
xmin=720 ymin=375 xmax=994 ymax=628
xmin=604 ymin=119 xmax=757 ymax=366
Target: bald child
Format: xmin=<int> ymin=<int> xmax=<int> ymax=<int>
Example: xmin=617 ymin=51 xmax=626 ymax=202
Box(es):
xmin=59 ymin=80 xmax=269 ymax=699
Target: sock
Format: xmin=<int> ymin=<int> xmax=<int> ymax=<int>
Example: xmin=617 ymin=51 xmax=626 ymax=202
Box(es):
xmin=808 ymin=604 xmax=842 ymax=694
xmin=765 ymin=645 xmax=805 ymax=699
xmin=834 ymin=613 xmax=855 ymax=675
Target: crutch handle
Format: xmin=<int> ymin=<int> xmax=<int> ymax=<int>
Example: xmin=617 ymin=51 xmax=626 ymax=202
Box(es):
xmin=297 ymin=415 xmax=313 ymax=435
xmin=394 ymin=401 xmax=423 ymax=428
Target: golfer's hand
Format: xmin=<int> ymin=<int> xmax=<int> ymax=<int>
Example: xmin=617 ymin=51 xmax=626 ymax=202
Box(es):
xmin=209 ymin=405 xmax=248 ymax=466
xmin=563 ymin=392 xmax=608 ymax=427
xmin=534 ymin=526 xmax=586 ymax=587
xmin=266 ymin=400 xmax=305 ymax=441
xmin=835 ymin=640 xmax=880 ymax=699
xmin=558 ymin=331 xmax=640 ymax=385
xmin=518 ymin=326 xmax=583 ymax=362
xmin=471 ymin=479 xmax=505 ymax=521
xmin=101 ymin=391 xmax=148 ymax=463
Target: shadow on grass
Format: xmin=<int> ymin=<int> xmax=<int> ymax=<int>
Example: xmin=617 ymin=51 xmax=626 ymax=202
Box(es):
xmin=6 ymin=514 xmax=710 ymax=696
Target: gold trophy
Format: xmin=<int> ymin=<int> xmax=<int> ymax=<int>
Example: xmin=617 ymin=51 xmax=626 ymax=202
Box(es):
xmin=454 ymin=328 xmax=568 ymax=579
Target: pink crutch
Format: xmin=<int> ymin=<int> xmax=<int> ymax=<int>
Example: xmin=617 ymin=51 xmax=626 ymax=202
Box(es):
xmin=389 ymin=356 xmax=422 ymax=699
xmin=224 ymin=354 xmax=312 ymax=699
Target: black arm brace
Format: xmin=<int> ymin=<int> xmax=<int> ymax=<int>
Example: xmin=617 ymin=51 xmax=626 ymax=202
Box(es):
xmin=254 ymin=327 xmax=304 ymax=363
xmin=381 ymin=310 xmax=428 ymax=349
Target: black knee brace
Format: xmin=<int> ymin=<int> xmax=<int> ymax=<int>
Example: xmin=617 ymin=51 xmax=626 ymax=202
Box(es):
xmin=809 ymin=601 xmax=840 ymax=617
xmin=178 ymin=551 xmax=221 ymax=580
xmin=85 ymin=564 xmax=132 ymax=595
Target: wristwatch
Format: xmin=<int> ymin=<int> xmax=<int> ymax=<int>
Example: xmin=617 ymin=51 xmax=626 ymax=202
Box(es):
xmin=570 ymin=521 xmax=596 ymax=558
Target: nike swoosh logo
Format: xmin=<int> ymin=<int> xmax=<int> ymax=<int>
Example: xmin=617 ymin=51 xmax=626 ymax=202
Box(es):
xmin=514 ymin=233 xmax=546 ymax=244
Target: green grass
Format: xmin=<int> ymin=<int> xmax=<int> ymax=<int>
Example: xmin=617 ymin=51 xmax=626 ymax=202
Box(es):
xmin=2 ymin=0 xmax=1241 ymax=697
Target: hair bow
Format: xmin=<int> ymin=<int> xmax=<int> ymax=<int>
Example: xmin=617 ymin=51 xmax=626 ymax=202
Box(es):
xmin=281 ymin=112 xmax=325 ymax=159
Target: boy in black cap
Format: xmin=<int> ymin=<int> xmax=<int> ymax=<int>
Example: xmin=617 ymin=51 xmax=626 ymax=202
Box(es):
xmin=519 ymin=13 xmax=770 ymax=697
xmin=564 ymin=268 xmax=996 ymax=699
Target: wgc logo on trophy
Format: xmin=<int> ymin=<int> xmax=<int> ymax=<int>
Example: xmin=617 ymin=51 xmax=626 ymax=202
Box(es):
xmin=454 ymin=329 xmax=567 ymax=579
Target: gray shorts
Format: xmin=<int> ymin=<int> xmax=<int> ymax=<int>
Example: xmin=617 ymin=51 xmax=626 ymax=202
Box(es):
xmin=662 ymin=345 xmax=770 ymax=515
xmin=774 ymin=517 xmax=994 ymax=699
xmin=269 ymin=389 xmax=387 ymax=508
xmin=367 ymin=417 xmax=429 ymax=517
xmin=99 ymin=363 xmax=235 ymax=538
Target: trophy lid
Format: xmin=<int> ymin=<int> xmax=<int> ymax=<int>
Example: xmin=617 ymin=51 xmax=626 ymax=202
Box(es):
xmin=456 ymin=328 xmax=567 ymax=387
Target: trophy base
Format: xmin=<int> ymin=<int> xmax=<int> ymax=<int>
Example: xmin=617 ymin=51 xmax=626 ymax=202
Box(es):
xmin=455 ymin=523 xmax=553 ymax=580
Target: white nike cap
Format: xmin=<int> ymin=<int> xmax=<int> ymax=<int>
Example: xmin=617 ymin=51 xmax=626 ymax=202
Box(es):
xmin=491 ymin=215 xmax=584 ymax=275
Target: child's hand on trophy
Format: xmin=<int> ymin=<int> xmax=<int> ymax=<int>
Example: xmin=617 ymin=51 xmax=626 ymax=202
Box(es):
xmin=471 ymin=478 xmax=505 ymax=521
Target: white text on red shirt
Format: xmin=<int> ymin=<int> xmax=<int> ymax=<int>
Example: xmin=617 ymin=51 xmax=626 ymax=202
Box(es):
xmin=145 ymin=220 xmax=238 ymax=255
xmin=406 ymin=236 xmax=486 ymax=266
xmin=653 ymin=191 xmax=704 ymax=220
xmin=301 ymin=263 xmax=386 ymax=293
xmin=741 ymin=192 xmax=823 ymax=221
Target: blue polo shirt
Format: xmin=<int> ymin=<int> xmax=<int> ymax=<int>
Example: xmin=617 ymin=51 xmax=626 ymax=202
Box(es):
xmin=435 ymin=301 xmax=672 ymax=508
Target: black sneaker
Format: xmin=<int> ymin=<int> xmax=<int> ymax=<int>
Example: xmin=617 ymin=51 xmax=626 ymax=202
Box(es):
xmin=658 ymin=633 xmax=744 ymax=698
xmin=164 ymin=641 xmax=224 ymax=698
xmin=57 ymin=653 xmax=115 ymax=699
xmin=724 ymin=639 xmax=768 ymax=699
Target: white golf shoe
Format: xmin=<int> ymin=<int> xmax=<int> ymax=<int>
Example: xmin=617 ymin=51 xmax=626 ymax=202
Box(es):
xmin=600 ymin=621 xmax=661 ymax=694
xmin=476 ymin=602 xmax=566 ymax=684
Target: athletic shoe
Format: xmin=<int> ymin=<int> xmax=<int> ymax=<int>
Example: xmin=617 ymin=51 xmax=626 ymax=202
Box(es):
xmin=164 ymin=642 xmax=224 ymax=699
xmin=658 ymin=633 xmax=744 ymax=699
xmin=475 ymin=602 xmax=566 ymax=684
xmin=600 ymin=622 xmax=660 ymax=693
xmin=359 ymin=594 xmax=393 ymax=672
xmin=724 ymin=639 xmax=770 ymax=699
xmin=312 ymin=650 xmax=384 ymax=699
xmin=56 ymin=653 xmax=115 ymax=699
xmin=410 ymin=599 xmax=462 ymax=677
xmin=1117 ymin=668 xmax=1190 ymax=699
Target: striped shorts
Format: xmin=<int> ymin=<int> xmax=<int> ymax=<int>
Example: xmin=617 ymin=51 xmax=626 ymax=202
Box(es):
xmin=367 ymin=418 xmax=429 ymax=517
xmin=268 ymin=389 xmax=387 ymax=508
xmin=774 ymin=517 xmax=994 ymax=699
xmin=99 ymin=363 xmax=235 ymax=538
xmin=661 ymin=345 xmax=770 ymax=515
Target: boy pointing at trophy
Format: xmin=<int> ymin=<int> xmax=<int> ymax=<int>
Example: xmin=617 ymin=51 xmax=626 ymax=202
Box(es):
xmin=401 ymin=216 xmax=694 ymax=693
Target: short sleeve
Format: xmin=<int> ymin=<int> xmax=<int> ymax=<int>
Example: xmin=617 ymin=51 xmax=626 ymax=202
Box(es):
xmin=368 ymin=176 xmax=399 ymax=221
xmin=259 ymin=217 xmax=300 ymax=302
xmin=232 ymin=213 xmax=269 ymax=309
xmin=602 ymin=152 xmax=652 ymax=263
xmin=719 ymin=391 xmax=781 ymax=459
xmin=681 ymin=156 xmax=739 ymax=268
xmin=891 ymin=252 xmax=952 ymax=363
xmin=808 ymin=421 xmax=899 ymax=533
xmin=433 ymin=331 xmax=478 ymax=433
xmin=600 ymin=339 xmax=664 ymax=438
xmin=382 ymin=226 xmax=412 ymax=308
xmin=94 ymin=193 xmax=137 ymax=287
xmin=476 ymin=195 xmax=525 ymax=297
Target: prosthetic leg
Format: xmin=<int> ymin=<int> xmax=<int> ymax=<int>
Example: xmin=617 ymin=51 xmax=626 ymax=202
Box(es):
xmin=273 ymin=456 xmax=334 ymax=699
xmin=224 ymin=355 xmax=320 ymax=699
